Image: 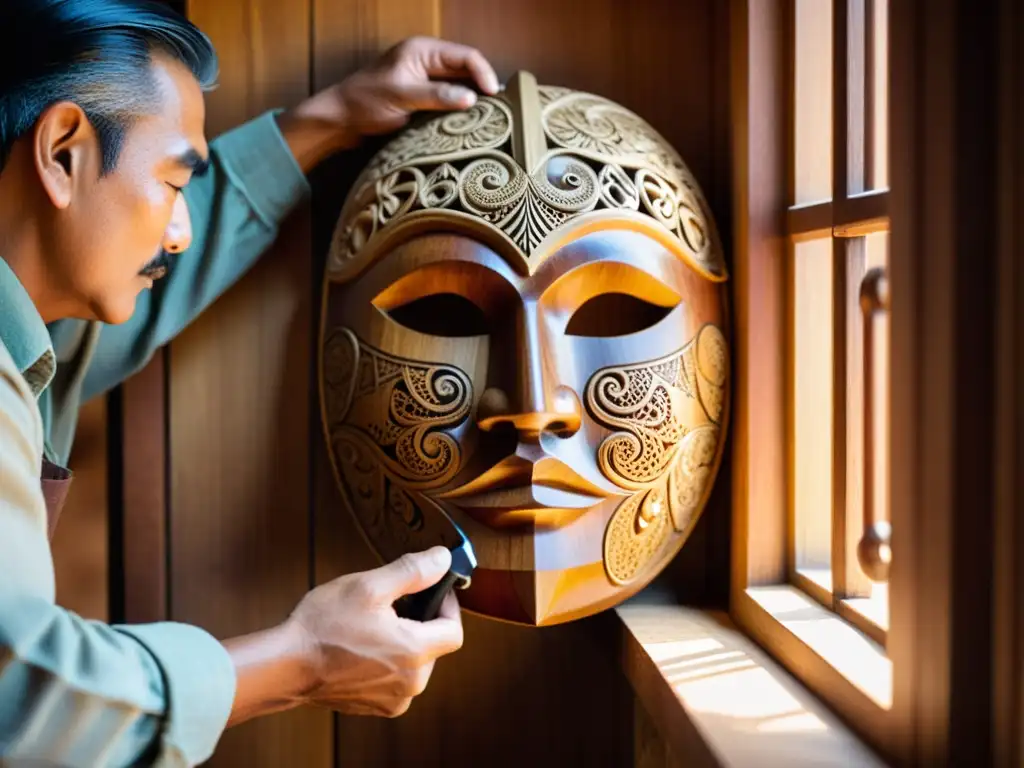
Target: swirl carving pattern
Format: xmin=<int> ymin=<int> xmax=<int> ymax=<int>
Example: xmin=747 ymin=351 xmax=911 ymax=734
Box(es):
xmin=330 ymin=431 xmax=455 ymax=564
xmin=329 ymin=83 xmax=725 ymax=280
xmin=322 ymin=328 xmax=473 ymax=489
xmin=589 ymin=325 xmax=729 ymax=586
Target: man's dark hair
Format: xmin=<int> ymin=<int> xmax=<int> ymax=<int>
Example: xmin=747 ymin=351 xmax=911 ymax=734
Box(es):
xmin=0 ymin=0 xmax=218 ymax=174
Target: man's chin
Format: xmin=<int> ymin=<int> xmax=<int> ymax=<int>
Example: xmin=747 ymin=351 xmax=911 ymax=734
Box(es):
xmin=89 ymin=292 xmax=141 ymax=325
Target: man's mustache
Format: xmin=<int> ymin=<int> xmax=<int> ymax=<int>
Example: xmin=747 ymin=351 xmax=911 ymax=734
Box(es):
xmin=139 ymin=250 xmax=172 ymax=280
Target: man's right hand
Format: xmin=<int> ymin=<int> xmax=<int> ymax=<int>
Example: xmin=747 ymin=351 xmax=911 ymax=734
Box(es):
xmin=222 ymin=546 xmax=464 ymax=725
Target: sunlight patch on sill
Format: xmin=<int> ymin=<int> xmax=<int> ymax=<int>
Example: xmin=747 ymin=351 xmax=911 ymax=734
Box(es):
xmin=747 ymin=586 xmax=893 ymax=709
xmin=617 ymin=595 xmax=887 ymax=766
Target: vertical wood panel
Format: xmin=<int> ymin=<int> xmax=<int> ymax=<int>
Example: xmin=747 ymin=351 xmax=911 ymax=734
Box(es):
xmin=118 ymin=356 xmax=168 ymax=624
xmin=729 ymin=0 xmax=788 ymax=594
xmin=169 ymin=0 xmax=330 ymax=765
xmin=52 ymin=397 xmax=108 ymax=622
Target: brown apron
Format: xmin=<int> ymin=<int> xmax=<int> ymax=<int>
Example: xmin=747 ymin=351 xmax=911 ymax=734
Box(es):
xmin=41 ymin=457 xmax=73 ymax=540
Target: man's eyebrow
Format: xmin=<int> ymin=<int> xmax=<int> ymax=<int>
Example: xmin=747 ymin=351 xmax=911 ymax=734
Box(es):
xmin=172 ymin=147 xmax=211 ymax=176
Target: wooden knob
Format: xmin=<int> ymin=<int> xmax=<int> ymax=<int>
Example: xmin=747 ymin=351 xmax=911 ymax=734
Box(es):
xmin=857 ymin=522 xmax=891 ymax=582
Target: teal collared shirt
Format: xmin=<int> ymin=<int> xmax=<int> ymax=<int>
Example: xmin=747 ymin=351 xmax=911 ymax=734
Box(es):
xmin=0 ymin=111 xmax=310 ymax=767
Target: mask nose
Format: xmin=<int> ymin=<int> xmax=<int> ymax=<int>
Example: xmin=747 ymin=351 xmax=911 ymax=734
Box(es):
xmin=476 ymin=385 xmax=582 ymax=442
xmin=476 ymin=302 xmax=582 ymax=442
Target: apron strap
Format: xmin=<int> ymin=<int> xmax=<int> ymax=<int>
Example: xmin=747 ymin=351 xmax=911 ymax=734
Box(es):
xmin=40 ymin=457 xmax=73 ymax=540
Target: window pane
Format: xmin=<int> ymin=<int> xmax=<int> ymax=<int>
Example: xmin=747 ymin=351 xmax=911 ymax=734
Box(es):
xmin=865 ymin=231 xmax=888 ymax=535
xmin=793 ymin=238 xmax=834 ymax=578
xmin=871 ymin=0 xmax=889 ymax=189
xmin=794 ymin=0 xmax=833 ymax=205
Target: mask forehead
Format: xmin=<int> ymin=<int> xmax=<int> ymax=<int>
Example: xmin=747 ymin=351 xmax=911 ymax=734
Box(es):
xmin=326 ymin=71 xmax=726 ymax=288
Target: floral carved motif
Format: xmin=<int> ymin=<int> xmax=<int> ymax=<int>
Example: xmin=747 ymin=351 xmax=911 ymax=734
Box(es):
xmin=322 ymin=328 xmax=473 ymax=489
xmin=329 ymin=82 xmax=726 ymax=281
xmin=589 ymin=325 xmax=728 ymax=586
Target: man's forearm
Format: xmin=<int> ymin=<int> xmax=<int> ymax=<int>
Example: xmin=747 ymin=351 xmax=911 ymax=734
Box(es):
xmin=222 ymin=620 xmax=317 ymax=727
xmin=275 ymin=99 xmax=360 ymax=174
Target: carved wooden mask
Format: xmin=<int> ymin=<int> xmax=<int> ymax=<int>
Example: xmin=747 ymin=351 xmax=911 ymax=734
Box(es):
xmin=319 ymin=72 xmax=730 ymax=625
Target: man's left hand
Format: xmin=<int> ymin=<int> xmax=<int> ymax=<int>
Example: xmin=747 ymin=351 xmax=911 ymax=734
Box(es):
xmin=278 ymin=36 xmax=500 ymax=171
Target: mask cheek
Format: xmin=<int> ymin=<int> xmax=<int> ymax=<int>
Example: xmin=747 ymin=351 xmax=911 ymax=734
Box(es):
xmin=322 ymin=326 xmax=476 ymax=490
xmin=583 ymin=323 xmax=728 ymax=524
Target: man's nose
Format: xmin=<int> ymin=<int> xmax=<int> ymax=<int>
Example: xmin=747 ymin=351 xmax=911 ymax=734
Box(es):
xmin=476 ymin=302 xmax=582 ymax=442
xmin=162 ymin=192 xmax=193 ymax=254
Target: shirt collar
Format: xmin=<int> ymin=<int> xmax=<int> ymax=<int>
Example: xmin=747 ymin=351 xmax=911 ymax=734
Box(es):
xmin=0 ymin=257 xmax=56 ymax=396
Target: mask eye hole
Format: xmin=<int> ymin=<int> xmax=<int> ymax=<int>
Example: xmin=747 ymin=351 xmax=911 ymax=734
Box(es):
xmin=385 ymin=293 xmax=490 ymax=337
xmin=565 ymin=293 xmax=674 ymax=338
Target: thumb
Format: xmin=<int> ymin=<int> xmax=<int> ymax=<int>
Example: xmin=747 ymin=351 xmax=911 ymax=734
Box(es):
xmin=396 ymin=82 xmax=478 ymax=112
xmin=367 ymin=546 xmax=452 ymax=603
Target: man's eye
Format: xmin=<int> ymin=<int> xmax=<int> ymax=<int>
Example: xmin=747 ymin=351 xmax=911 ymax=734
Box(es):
xmin=384 ymin=293 xmax=490 ymax=337
xmin=565 ymin=293 xmax=674 ymax=337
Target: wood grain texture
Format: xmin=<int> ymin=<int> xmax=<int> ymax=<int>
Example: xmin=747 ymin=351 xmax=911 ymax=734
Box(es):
xmin=119 ymin=355 xmax=168 ymax=624
xmin=728 ymin=0 xmax=787 ymax=596
xmin=169 ymin=0 xmax=330 ymax=765
xmin=993 ymin=0 xmax=1023 ymax=762
xmin=52 ymin=396 xmax=108 ymax=622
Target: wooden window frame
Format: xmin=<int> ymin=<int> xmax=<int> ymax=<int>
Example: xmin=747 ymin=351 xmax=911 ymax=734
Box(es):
xmin=728 ymin=0 xmax=1021 ymax=765
xmin=785 ymin=0 xmax=891 ymax=648
xmin=727 ymin=0 xmax=898 ymax=756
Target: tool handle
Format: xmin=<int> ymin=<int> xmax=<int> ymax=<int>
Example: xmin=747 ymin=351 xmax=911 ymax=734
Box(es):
xmin=393 ymin=570 xmax=460 ymax=622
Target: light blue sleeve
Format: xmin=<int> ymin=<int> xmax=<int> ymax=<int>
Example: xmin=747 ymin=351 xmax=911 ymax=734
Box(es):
xmin=80 ymin=109 xmax=311 ymax=401
xmin=0 ymin=595 xmax=237 ymax=767
xmin=0 ymin=345 xmax=236 ymax=767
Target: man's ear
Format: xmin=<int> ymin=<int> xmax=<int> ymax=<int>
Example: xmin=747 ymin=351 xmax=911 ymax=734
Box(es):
xmin=33 ymin=102 xmax=98 ymax=210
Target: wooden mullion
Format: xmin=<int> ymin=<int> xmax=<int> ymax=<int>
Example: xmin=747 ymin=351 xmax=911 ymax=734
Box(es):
xmin=830 ymin=233 xmax=849 ymax=603
xmin=788 ymin=191 xmax=890 ymax=237
xmin=836 ymin=237 xmax=874 ymax=599
xmin=829 ymin=0 xmax=849 ymax=609
xmin=833 ymin=0 xmax=850 ymax=205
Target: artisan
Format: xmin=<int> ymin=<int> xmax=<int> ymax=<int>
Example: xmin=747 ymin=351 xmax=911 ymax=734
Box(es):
xmin=0 ymin=1 xmax=499 ymax=764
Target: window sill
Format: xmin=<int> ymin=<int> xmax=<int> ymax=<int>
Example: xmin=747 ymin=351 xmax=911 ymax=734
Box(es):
xmin=614 ymin=585 xmax=887 ymax=767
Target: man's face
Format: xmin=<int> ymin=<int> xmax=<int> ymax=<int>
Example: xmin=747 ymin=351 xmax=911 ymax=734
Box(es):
xmin=46 ymin=54 xmax=208 ymax=324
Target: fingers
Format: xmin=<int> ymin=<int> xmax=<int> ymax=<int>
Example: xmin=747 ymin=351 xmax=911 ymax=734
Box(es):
xmin=436 ymin=588 xmax=461 ymax=622
xmin=434 ymin=43 xmax=500 ymax=95
xmin=393 ymin=82 xmax=480 ymax=113
xmin=401 ymin=593 xmax=464 ymax=657
xmin=365 ymin=546 xmax=452 ymax=604
xmin=400 ymin=37 xmax=500 ymax=95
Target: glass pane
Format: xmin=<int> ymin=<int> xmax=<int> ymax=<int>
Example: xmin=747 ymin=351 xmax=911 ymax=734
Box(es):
xmin=793 ymin=238 xmax=834 ymax=577
xmin=794 ymin=0 xmax=833 ymax=205
xmin=871 ymin=0 xmax=889 ymax=190
xmin=865 ymin=231 xmax=888 ymax=534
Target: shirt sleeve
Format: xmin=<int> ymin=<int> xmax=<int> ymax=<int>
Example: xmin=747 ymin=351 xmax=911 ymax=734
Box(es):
xmin=0 ymin=350 xmax=237 ymax=767
xmin=81 ymin=109 xmax=310 ymax=401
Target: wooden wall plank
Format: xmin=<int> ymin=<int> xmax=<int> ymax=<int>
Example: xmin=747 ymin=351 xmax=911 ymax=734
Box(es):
xmin=52 ymin=397 xmax=108 ymax=622
xmin=169 ymin=0 xmax=330 ymax=765
xmin=118 ymin=356 xmax=168 ymax=625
